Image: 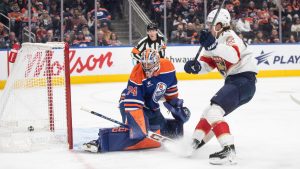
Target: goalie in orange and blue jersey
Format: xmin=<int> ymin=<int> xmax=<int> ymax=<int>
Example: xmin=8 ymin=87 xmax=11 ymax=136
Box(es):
xmin=82 ymin=49 xmax=191 ymax=153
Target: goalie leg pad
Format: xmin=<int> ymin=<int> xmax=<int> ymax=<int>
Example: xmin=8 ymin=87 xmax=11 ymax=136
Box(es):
xmin=97 ymin=126 xmax=161 ymax=152
xmin=160 ymin=119 xmax=184 ymax=138
xmin=144 ymin=108 xmax=166 ymax=129
xmin=119 ymin=89 xmax=127 ymax=123
xmin=126 ymin=109 xmax=149 ymax=140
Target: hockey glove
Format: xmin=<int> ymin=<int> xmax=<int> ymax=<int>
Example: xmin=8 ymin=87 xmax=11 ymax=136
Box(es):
xmin=163 ymin=98 xmax=191 ymax=123
xmin=199 ymin=29 xmax=218 ymax=51
xmin=184 ymin=60 xmax=201 ymax=74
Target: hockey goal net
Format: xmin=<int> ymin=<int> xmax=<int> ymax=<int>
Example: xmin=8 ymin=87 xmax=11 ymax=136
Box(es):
xmin=0 ymin=42 xmax=73 ymax=152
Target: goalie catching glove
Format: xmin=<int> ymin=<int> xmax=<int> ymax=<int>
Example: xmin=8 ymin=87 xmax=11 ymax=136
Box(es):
xmin=163 ymin=98 xmax=191 ymax=123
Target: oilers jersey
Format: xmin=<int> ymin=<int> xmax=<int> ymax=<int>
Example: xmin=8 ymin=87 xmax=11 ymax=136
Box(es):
xmin=120 ymin=58 xmax=178 ymax=113
xmin=198 ymin=30 xmax=258 ymax=77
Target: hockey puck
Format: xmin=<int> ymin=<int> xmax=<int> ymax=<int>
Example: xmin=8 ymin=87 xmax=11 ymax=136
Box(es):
xmin=28 ymin=126 xmax=34 ymax=132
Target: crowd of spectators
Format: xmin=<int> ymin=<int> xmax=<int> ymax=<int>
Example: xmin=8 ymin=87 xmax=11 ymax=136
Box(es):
xmin=137 ymin=0 xmax=300 ymax=44
xmin=1 ymin=0 xmax=300 ymax=48
xmin=0 ymin=0 xmax=123 ymax=48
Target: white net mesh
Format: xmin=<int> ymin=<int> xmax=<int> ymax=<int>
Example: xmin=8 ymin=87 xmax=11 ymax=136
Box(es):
xmin=0 ymin=42 xmax=72 ymax=152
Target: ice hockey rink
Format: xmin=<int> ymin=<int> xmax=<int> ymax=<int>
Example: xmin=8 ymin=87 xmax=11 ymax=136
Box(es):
xmin=0 ymin=77 xmax=300 ymax=169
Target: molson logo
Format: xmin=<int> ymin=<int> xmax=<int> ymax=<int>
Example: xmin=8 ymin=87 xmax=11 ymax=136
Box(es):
xmin=69 ymin=50 xmax=113 ymax=73
xmin=25 ymin=51 xmax=57 ymax=77
xmin=24 ymin=49 xmax=114 ymax=77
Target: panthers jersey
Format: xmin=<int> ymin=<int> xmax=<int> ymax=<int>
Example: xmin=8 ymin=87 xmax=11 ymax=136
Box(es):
xmin=120 ymin=58 xmax=178 ymax=112
xmin=199 ymin=30 xmax=258 ymax=77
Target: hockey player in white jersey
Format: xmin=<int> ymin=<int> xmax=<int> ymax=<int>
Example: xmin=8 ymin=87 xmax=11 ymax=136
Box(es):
xmin=184 ymin=8 xmax=258 ymax=165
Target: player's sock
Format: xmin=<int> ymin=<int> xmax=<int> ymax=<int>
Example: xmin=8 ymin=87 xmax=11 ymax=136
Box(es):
xmin=212 ymin=121 xmax=234 ymax=146
xmin=192 ymin=118 xmax=211 ymax=149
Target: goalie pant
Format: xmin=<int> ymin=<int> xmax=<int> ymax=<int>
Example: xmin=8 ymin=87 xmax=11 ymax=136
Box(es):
xmin=95 ymin=101 xmax=184 ymax=152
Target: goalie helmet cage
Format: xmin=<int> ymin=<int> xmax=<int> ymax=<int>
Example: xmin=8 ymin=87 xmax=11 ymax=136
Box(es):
xmin=0 ymin=42 xmax=73 ymax=152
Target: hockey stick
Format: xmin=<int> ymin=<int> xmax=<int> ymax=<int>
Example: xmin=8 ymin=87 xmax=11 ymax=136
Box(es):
xmin=290 ymin=94 xmax=300 ymax=105
xmin=80 ymin=107 xmax=175 ymax=143
xmin=192 ymin=0 xmax=227 ymax=66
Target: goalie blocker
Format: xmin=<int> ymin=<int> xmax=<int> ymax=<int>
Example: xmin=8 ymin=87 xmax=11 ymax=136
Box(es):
xmin=83 ymin=49 xmax=190 ymax=153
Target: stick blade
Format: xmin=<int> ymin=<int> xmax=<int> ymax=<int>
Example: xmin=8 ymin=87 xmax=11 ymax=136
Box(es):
xmin=290 ymin=94 xmax=300 ymax=105
xmin=80 ymin=107 xmax=91 ymax=112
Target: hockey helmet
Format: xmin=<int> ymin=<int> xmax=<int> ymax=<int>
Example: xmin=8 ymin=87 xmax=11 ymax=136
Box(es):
xmin=207 ymin=8 xmax=231 ymax=27
xmin=147 ymin=23 xmax=158 ymax=31
xmin=140 ymin=48 xmax=160 ymax=78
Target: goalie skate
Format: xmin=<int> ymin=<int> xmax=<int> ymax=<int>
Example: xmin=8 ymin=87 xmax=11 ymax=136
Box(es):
xmin=209 ymin=145 xmax=237 ymax=165
xmin=82 ymin=140 xmax=99 ymax=153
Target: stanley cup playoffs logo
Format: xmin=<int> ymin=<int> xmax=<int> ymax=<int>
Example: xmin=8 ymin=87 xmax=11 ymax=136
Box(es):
xmin=255 ymin=50 xmax=272 ymax=65
xmin=255 ymin=50 xmax=300 ymax=65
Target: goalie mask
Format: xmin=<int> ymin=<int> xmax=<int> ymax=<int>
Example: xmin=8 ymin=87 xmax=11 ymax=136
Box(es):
xmin=140 ymin=49 xmax=160 ymax=78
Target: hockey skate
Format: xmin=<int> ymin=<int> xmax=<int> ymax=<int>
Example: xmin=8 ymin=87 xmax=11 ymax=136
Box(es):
xmin=191 ymin=139 xmax=205 ymax=150
xmin=82 ymin=140 xmax=99 ymax=153
xmin=209 ymin=144 xmax=237 ymax=165
xmin=185 ymin=139 xmax=206 ymax=157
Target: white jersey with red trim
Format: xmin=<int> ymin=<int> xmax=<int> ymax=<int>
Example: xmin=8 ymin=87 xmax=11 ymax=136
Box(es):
xmin=198 ymin=30 xmax=258 ymax=77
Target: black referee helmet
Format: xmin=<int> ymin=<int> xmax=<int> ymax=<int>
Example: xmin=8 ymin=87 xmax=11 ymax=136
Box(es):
xmin=147 ymin=23 xmax=158 ymax=31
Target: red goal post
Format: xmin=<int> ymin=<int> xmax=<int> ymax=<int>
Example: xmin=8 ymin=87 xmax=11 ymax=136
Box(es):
xmin=0 ymin=42 xmax=73 ymax=152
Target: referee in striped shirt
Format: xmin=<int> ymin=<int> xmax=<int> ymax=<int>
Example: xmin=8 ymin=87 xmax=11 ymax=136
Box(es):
xmin=131 ymin=23 xmax=166 ymax=63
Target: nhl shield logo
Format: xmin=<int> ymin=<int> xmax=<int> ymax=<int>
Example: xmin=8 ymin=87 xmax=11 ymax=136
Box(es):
xmin=152 ymin=82 xmax=167 ymax=103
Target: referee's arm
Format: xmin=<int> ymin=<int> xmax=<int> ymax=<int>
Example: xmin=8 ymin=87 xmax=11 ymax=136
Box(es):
xmin=131 ymin=47 xmax=141 ymax=62
xmin=130 ymin=37 xmax=146 ymax=62
xmin=158 ymin=43 xmax=166 ymax=58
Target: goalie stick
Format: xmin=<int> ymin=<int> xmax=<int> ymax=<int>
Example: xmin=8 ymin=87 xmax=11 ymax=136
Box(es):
xmin=290 ymin=94 xmax=300 ymax=105
xmin=80 ymin=107 xmax=175 ymax=143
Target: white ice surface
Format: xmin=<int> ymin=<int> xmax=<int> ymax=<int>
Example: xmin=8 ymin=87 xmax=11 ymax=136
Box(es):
xmin=1 ymin=77 xmax=300 ymax=169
